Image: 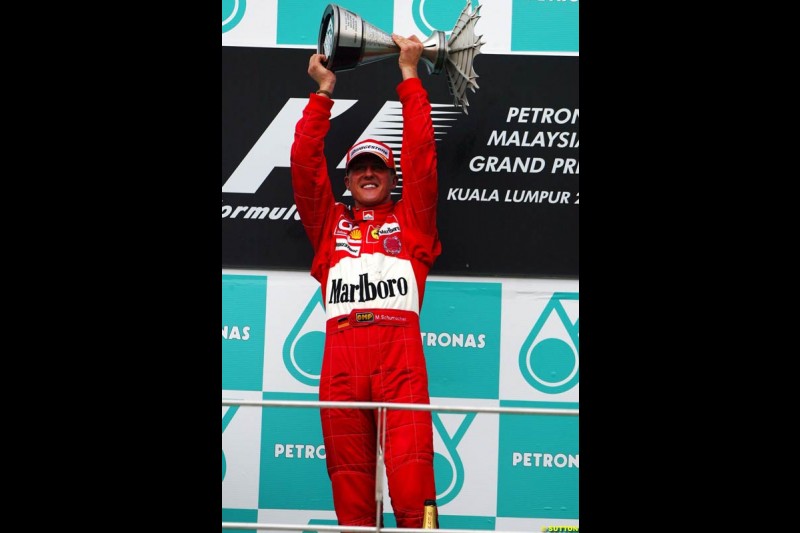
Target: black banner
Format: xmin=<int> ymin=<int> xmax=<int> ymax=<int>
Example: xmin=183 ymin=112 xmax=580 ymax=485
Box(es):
xmin=222 ymin=47 xmax=578 ymax=278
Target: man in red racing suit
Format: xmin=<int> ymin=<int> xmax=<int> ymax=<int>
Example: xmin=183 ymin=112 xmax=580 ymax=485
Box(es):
xmin=290 ymin=34 xmax=441 ymax=529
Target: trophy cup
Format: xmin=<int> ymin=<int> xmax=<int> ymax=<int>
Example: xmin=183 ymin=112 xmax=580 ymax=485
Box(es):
xmin=317 ymin=1 xmax=484 ymax=113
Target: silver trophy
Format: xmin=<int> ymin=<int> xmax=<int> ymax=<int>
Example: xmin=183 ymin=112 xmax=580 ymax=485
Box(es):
xmin=317 ymin=1 xmax=484 ymax=113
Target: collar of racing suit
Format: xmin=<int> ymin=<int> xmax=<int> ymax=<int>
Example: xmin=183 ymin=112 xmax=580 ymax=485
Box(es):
xmin=350 ymin=201 xmax=395 ymax=223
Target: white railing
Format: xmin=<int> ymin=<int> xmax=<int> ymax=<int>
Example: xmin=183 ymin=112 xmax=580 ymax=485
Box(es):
xmin=222 ymin=399 xmax=579 ymax=533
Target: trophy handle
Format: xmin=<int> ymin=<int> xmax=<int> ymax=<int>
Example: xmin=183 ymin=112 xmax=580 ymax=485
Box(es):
xmin=421 ymin=30 xmax=447 ymax=75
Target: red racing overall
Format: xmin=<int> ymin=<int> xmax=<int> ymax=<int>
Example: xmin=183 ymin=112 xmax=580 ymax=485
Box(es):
xmin=291 ymin=78 xmax=441 ymax=528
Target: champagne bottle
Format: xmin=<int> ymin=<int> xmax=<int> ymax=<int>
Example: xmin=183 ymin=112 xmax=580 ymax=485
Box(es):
xmin=422 ymin=499 xmax=439 ymax=529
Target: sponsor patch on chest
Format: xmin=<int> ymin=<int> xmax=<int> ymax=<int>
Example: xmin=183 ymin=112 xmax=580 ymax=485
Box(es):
xmin=333 ymin=215 xmax=403 ymax=257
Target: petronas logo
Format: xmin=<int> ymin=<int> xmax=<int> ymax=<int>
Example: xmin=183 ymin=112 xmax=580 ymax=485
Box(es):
xmin=222 ymin=0 xmax=246 ymax=33
xmin=518 ymin=292 xmax=579 ymax=394
xmin=283 ymin=288 xmax=326 ymax=386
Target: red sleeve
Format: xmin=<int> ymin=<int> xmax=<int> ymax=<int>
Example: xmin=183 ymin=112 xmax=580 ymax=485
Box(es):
xmin=396 ymin=78 xmax=441 ymax=265
xmin=290 ymin=93 xmax=336 ymax=254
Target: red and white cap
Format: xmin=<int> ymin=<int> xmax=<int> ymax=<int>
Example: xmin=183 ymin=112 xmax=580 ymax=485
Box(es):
xmin=345 ymin=139 xmax=396 ymax=171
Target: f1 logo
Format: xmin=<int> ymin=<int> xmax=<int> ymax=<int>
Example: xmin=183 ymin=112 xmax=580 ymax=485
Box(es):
xmin=222 ymin=98 xmax=457 ymax=195
xmin=222 ymin=98 xmax=358 ymax=194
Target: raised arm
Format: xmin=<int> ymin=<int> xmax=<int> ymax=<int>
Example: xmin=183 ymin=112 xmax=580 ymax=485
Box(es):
xmin=392 ymin=34 xmax=438 ymax=237
xmin=290 ymin=54 xmax=338 ymax=253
